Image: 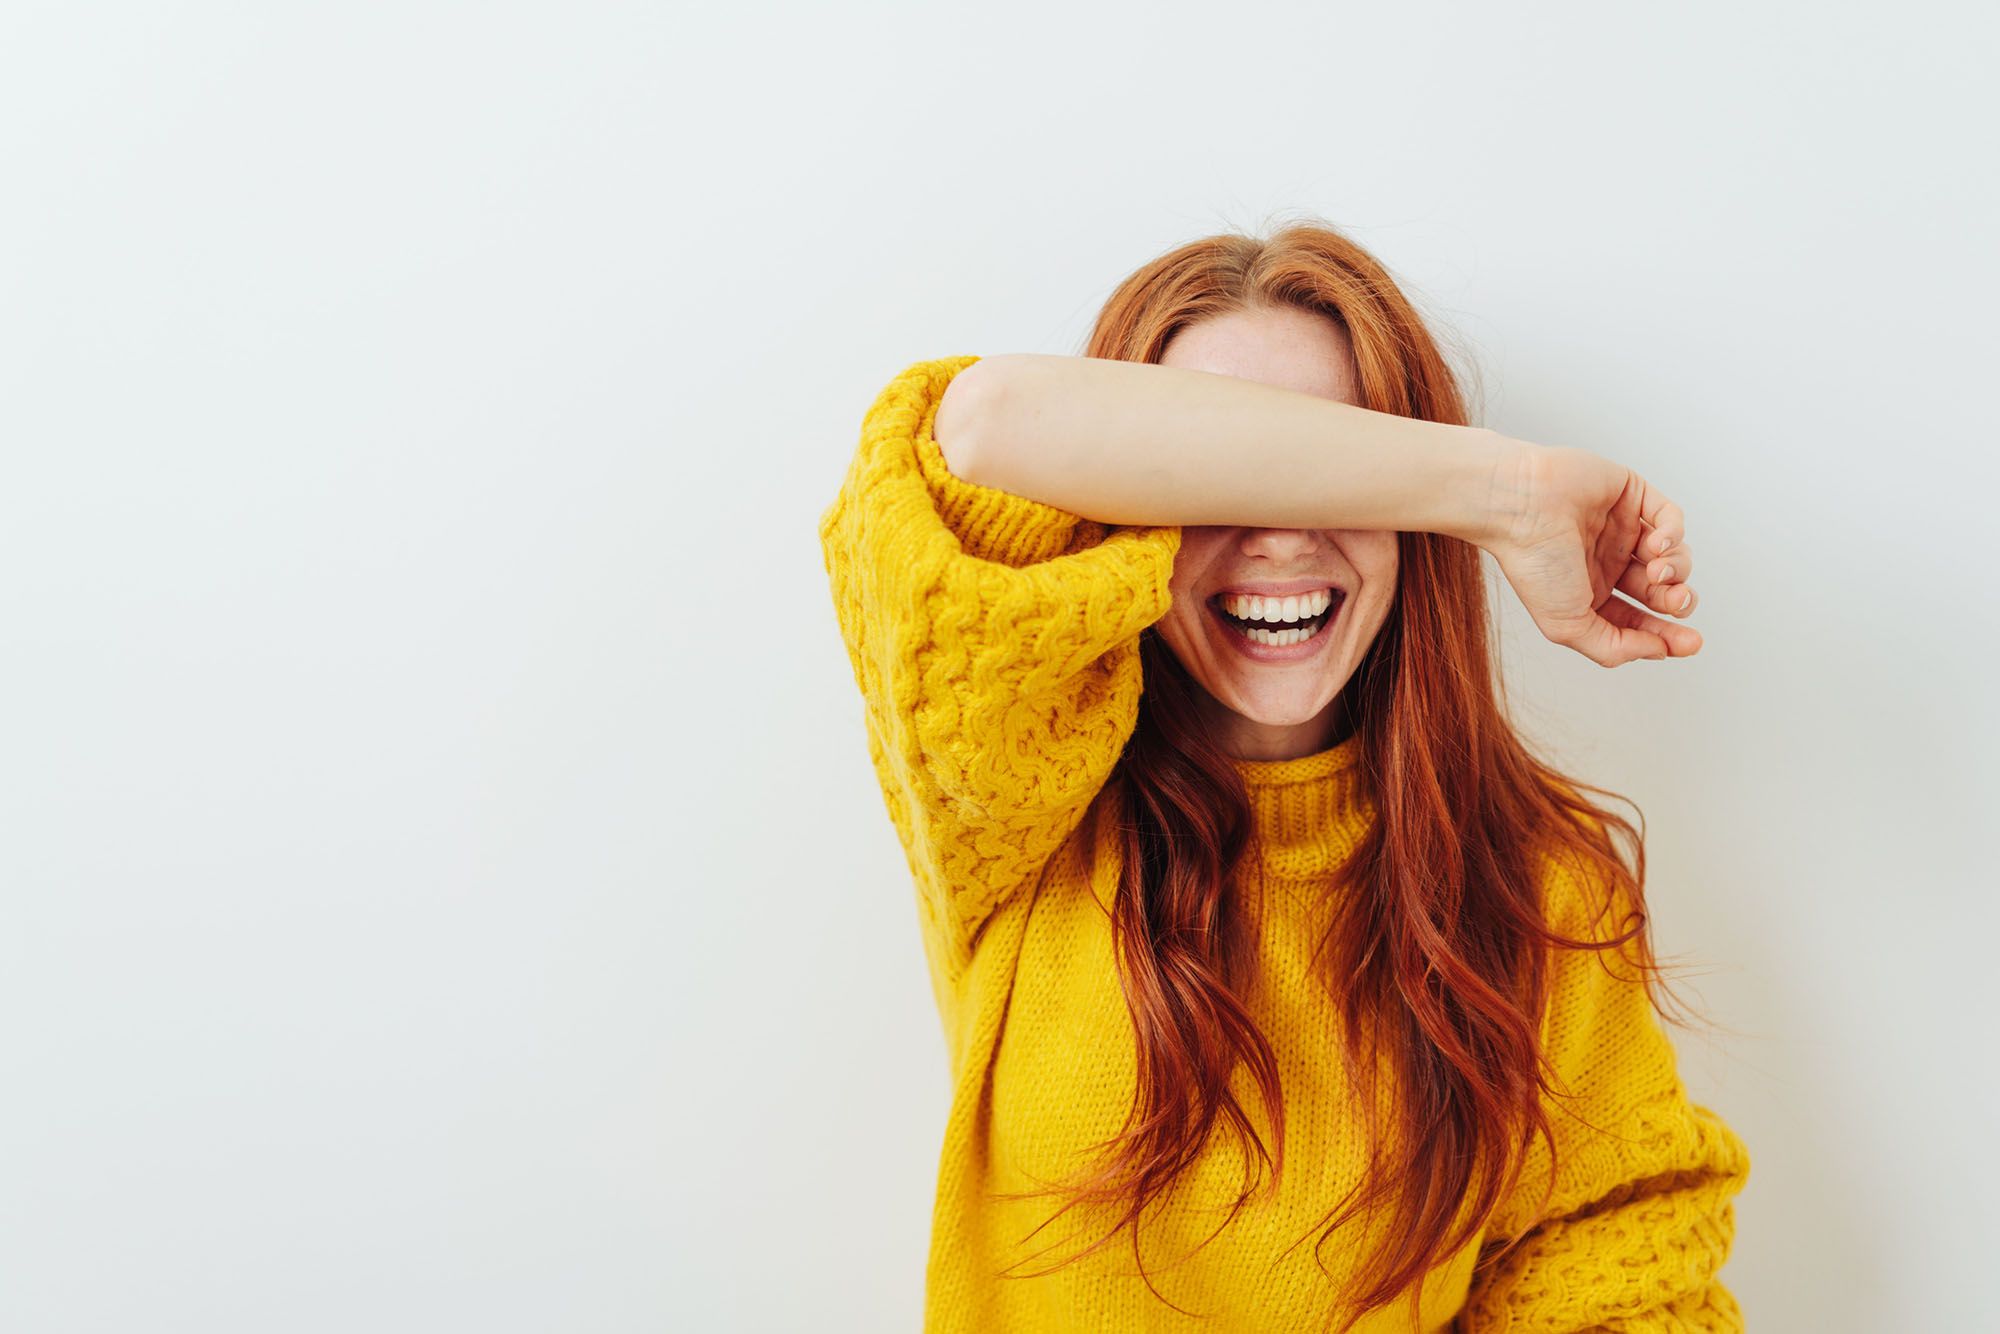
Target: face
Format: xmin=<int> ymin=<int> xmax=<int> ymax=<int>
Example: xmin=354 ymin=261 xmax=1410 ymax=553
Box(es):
xmin=1152 ymin=304 xmax=1400 ymax=761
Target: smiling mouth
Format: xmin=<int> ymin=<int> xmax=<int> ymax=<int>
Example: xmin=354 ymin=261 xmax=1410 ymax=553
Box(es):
xmin=1208 ymin=590 xmax=1344 ymax=645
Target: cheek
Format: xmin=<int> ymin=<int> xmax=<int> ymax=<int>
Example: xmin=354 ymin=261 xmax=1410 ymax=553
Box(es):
xmin=1168 ymin=532 xmax=1224 ymax=596
xmin=1357 ymin=535 xmax=1400 ymax=580
xmin=1345 ymin=542 xmax=1398 ymax=632
xmin=1162 ymin=598 xmax=1207 ymax=654
xmin=1358 ymin=547 xmax=1400 ymax=606
xmin=1160 ymin=595 xmax=1227 ymax=672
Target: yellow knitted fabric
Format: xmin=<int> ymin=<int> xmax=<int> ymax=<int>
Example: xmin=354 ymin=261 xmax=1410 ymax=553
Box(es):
xmin=818 ymin=356 xmax=1752 ymax=1333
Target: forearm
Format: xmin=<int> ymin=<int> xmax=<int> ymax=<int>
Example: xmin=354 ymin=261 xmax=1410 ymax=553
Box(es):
xmin=939 ymin=353 xmax=1516 ymax=544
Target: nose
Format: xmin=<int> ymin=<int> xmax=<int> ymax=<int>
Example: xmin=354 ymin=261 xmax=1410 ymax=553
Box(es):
xmin=1238 ymin=528 xmax=1329 ymax=559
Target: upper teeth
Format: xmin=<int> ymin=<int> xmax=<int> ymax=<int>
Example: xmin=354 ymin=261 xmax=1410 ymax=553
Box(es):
xmin=1221 ymin=589 xmax=1335 ymax=623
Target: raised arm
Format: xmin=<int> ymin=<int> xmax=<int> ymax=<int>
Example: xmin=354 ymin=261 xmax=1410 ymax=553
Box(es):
xmin=939 ymin=353 xmax=1705 ymax=668
xmin=935 ymin=351 xmax=1510 ymax=539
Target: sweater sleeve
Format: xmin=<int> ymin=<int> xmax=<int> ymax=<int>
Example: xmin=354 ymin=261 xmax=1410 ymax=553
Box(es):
xmin=817 ymin=355 xmax=1181 ymax=973
xmin=1457 ymin=860 xmax=1753 ymax=1333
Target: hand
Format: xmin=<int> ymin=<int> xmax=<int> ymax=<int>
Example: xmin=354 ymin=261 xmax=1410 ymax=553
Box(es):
xmin=1477 ymin=441 xmax=1702 ymax=667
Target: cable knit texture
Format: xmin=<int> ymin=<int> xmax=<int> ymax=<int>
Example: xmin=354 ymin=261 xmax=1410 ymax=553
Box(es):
xmin=818 ymin=356 xmax=1751 ymax=1333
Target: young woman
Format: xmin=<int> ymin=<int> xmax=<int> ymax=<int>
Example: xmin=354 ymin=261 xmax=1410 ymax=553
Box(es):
xmin=817 ymin=223 xmax=1749 ymax=1334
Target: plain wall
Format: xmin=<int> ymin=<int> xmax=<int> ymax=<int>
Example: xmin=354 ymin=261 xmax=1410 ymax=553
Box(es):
xmin=4 ymin=1 xmax=1994 ymax=1330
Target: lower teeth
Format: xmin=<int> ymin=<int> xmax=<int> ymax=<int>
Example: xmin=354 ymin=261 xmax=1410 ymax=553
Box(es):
xmin=1230 ymin=615 xmax=1328 ymax=647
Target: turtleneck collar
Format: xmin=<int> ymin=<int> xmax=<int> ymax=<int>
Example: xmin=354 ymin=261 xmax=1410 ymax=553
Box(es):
xmin=1229 ymin=731 xmax=1374 ymax=881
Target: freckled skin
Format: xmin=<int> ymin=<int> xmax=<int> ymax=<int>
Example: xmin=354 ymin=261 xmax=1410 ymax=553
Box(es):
xmin=1151 ymin=305 xmax=1399 ymax=762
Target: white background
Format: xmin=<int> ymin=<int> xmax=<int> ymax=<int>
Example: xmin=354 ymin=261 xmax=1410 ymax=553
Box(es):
xmin=5 ymin=2 xmax=1995 ymax=1330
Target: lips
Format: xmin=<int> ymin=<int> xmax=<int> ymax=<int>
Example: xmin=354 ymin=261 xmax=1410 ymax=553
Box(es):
xmin=1205 ymin=589 xmax=1345 ymax=658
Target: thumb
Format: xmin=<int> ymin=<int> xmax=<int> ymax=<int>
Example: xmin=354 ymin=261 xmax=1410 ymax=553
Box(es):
xmin=1587 ymin=593 xmax=1677 ymax=665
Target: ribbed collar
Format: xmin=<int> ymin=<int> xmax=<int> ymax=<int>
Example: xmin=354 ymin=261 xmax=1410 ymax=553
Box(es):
xmin=1229 ymin=732 xmax=1374 ymax=881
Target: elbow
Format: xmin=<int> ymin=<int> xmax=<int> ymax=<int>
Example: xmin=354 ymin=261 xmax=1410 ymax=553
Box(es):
xmin=934 ymin=356 xmax=1009 ymax=484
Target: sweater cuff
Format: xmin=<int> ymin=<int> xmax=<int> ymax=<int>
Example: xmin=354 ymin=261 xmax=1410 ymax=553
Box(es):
xmin=910 ymin=357 xmax=1093 ymax=569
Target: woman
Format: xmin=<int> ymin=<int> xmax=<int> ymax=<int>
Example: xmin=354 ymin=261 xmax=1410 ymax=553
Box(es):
xmin=817 ymin=223 xmax=1750 ymax=1333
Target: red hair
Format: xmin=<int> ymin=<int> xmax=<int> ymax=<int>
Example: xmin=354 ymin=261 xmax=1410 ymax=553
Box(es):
xmin=988 ymin=218 xmax=1716 ymax=1332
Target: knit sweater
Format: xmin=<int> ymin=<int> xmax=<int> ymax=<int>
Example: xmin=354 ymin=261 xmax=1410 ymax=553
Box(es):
xmin=817 ymin=355 xmax=1751 ymax=1333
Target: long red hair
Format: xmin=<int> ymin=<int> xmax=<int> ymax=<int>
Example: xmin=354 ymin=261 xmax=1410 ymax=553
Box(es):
xmin=989 ymin=218 xmax=1715 ymax=1332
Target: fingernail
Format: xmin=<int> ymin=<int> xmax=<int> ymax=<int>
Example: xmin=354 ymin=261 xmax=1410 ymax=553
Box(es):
xmin=1680 ymin=588 xmax=1693 ymax=611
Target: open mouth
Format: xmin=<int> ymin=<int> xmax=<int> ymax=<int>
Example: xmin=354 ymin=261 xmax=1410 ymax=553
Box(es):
xmin=1208 ymin=589 xmax=1344 ymax=648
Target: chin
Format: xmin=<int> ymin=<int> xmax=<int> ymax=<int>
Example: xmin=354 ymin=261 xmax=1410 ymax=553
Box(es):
xmin=1218 ymin=691 xmax=1334 ymax=726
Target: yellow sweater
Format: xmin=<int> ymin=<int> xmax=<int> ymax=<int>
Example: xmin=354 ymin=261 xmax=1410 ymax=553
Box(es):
xmin=817 ymin=356 xmax=1752 ymax=1333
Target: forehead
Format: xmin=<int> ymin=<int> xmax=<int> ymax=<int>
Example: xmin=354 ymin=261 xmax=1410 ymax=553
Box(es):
xmin=1159 ymin=304 xmax=1359 ymax=404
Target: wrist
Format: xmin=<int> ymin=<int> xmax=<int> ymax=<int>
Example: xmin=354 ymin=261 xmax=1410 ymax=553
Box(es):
xmin=1435 ymin=428 xmax=1530 ymax=548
